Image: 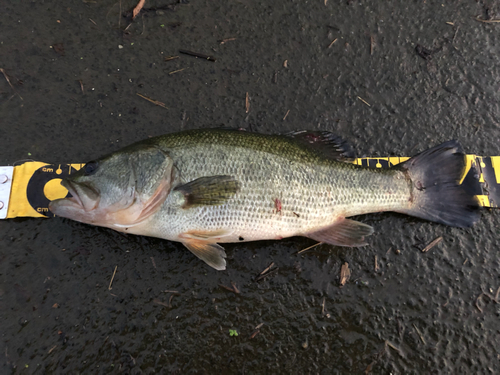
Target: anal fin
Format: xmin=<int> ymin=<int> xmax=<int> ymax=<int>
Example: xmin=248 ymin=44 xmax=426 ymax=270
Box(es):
xmin=305 ymin=218 xmax=374 ymax=247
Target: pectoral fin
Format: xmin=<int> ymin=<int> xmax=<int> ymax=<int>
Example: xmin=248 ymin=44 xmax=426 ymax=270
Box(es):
xmin=183 ymin=240 xmax=227 ymax=270
xmin=174 ymin=175 xmax=240 ymax=209
xmin=305 ymin=218 xmax=374 ymax=247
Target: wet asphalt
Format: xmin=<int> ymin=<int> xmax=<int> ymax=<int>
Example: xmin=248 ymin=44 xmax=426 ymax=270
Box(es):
xmin=1 ymin=1 xmax=500 ymax=373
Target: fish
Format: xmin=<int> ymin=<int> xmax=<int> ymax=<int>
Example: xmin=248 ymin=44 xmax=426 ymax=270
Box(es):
xmin=49 ymin=128 xmax=480 ymax=270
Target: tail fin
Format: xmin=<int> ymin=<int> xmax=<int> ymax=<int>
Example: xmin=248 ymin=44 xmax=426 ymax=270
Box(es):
xmin=396 ymin=140 xmax=480 ymax=228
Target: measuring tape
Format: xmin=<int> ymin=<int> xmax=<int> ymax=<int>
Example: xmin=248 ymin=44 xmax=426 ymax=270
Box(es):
xmin=0 ymin=162 xmax=84 ymax=219
xmin=0 ymin=156 xmax=498 ymax=219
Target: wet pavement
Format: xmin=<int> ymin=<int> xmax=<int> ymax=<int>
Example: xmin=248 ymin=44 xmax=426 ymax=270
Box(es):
xmin=1 ymin=0 xmax=500 ymax=373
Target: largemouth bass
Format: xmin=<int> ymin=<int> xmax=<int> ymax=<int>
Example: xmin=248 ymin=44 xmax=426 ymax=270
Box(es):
xmin=49 ymin=128 xmax=480 ymax=270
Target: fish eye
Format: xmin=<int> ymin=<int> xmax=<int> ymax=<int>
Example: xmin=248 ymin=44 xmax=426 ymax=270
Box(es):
xmin=83 ymin=161 xmax=99 ymax=176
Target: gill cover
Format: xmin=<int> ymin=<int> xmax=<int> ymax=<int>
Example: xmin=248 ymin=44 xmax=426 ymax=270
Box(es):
xmin=50 ymin=145 xmax=174 ymax=230
xmin=110 ymin=146 xmax=175 ymax=228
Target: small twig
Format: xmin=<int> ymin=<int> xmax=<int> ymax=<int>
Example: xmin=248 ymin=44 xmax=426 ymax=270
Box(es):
xmin=150 ymin=256 xmax=156 ymax=269
xmin=164 ymin=56 xmax=179 ymax=62
xmin=254 ymin=262 xmax=278 ymax=281
xmin=168 ymin=68 xmax=187 ymax=75
xmin=89 ymin=18 xmax=97 ymax=26
xmin=77 ymin=80 xmax=84 ymax=94
xmin=374 ymin=255 xmax=379 ymax=271
xmin=48 ymin=345 xmax=57 ymax=354
xmin=254 ymin=268 xmax=278 ymax=281
xmin=298 ymin=242 xmax=323 ymax=254
xmin=0 ymin=68 xmax=22 ymax=100
xmin=153 ymin=299 xmax=170 ymax=308
xmin=179 ymin=49 xmax=216 ymax=62
xmin=245 ymin=92 xmax=250 ymax=113
xmin=219 ymin=283 xmax=240 ymax=294
xmin=231 ymin=282 xmax=240 ymax=294
xmin=163 ymin=290 xmax=180 ymax=294
xmin=108 ymin=265 xmax=118 ymax=290
xmin=421 ymin=236 xmax=442 ymax=253
xmin=259 ymin=262 xmax=274 ymax=276
xmin=283 ymin=109 xmax=290 ymax=121
xmin=132 ymin=0 xmax=145 ymax=19
xmin=357 ymin=96 xmax=371 ymax=107
xmin=220 ymin=37 xmax=236 ymax=44
xmin=475 ymin=288 xmax=500 ymax=313
xmin=474 ymin=17 xmax=500 ymax=23
xmin=413 ymin=324 xmax=426 ymax=344
xmin=385 ymin=341 xmax=403 ymax=357
xmin=451 ymin=26 xmax=460 ymax=45
xmin=250 ymin=323 xmax=264 ymax=339
xmin=136 ymin=93 xmax=167 ymax=108
xmin=327 ymin=38 xmax=338 ymax=49
xmin=475 ymin=294 xmax=484 ymax=313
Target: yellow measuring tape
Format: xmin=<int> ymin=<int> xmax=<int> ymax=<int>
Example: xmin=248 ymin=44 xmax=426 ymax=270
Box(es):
xmin=5 ymin=162 xmax=84 ymax=218
xmin=1 ymin=156 xmax=498 ymax=219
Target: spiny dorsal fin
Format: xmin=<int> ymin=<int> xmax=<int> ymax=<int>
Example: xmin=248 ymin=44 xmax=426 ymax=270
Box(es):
xmin=285 ymin=130 xmax=356 ymax=162
xmin=174 ymin=175 xmax=240 ymax=209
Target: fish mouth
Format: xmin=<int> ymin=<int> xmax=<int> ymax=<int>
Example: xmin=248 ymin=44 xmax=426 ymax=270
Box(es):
xmin=61 ymin=180 xmax=84 ymax=208
xmin=49 ymin=179 xmax=100 ymax=218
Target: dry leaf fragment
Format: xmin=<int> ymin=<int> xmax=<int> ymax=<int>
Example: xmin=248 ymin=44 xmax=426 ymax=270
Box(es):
xmin=340 ymin=262 xmax=351 ymax=287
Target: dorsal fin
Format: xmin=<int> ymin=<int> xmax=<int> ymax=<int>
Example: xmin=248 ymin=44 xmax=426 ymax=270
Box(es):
xmin=284 ymin=130 xmax=356 ymax=161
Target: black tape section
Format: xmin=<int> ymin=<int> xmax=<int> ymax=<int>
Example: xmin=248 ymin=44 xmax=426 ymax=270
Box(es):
xmin=26 ymin=164 xmax=78 ymax=217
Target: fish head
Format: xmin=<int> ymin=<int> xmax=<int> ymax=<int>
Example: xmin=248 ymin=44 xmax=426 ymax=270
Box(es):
xmin=50 ymin=145 xmax=174 ymax=231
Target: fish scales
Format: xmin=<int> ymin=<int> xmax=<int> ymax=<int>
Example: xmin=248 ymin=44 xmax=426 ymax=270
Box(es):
xmin=148 ymin=129 xmax=410 ymax=242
